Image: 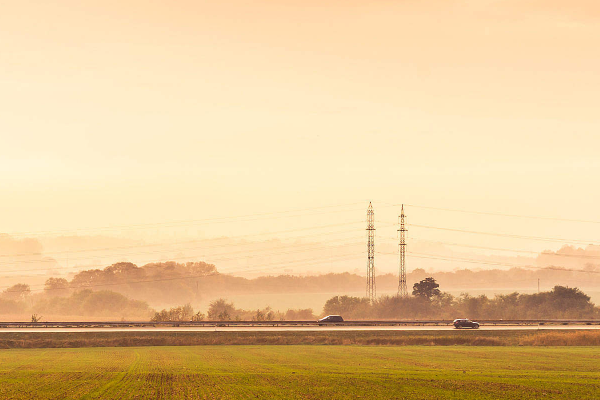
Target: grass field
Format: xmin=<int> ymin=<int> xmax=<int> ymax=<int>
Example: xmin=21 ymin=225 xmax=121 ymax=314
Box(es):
xmin=1 ymin=346 xmax=599 ymax=399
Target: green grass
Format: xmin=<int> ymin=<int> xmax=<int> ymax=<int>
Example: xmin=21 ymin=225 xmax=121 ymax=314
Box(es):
xmin=1 ymin=346 xmax=599 ymax=399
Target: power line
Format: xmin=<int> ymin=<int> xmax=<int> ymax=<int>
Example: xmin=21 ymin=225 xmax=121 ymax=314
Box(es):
xmin=0 ymin=237 xmax=365 ymax=275
xmin=0 ymin=219 xmax=386 ymax=260
xmin=0 ymin=239 xmax=369 ymax=287
xmin=407 ymin=237 xmax=600 ymax=260
xmin=0 ymin=222 xmax=372 ymax=266
xmin=410 ymin=223 xmax=600 ymax=246
xmin=0 ymin=238 xmax=361 ymax=273
xmin=0 ymin=221 xmax=395 ymax=277
xmin=3 ymin=201 xmax=369 ymax=238
xmin=402 ymin=203 xmax=600 ymax=225
xmin=376 ymin=250 xmax=600 ymax=275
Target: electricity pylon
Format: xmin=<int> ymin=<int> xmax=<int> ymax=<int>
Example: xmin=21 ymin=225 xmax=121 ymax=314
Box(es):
xmin=366 ymin=202 xmax=376 ymax=302
xmin=398 ymin=204 xmax=408 ymax=297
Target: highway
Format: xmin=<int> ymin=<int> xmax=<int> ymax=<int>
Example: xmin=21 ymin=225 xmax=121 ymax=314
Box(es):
xmin=1 ymin=324 xmax=599 ymax=333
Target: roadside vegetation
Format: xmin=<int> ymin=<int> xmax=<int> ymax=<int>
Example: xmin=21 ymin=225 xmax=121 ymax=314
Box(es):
xmin=150 ymin=300 xmax=315 ymax=322
xmin=323 ymin=279 xmax=600 ymax=320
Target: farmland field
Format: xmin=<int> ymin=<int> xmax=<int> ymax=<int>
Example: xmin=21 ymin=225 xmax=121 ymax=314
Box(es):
xmin=1 ymin=346 xmax=599 ymax=399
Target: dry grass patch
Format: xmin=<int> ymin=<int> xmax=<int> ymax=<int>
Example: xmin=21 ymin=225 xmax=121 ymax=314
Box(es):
xmin=520 ymin=330 xmax=600 ymax=346
xmin=1 ymin=329 xmax=599 ymax=348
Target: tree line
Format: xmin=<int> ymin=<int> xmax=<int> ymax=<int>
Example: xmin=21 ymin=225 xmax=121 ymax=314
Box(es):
xmin=5 ymin=259 xmax=597 ymax=312
xmin=2 ymin=259 xmax=599 ymax=321
xmin=323 ymin=278 xmax=600 ymax=320
xmin=38 ymin=261 xmax=600 ymax=307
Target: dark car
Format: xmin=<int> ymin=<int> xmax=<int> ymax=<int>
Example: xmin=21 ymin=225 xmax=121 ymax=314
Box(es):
xmin=453 ymin=318 xmax=479 ymax=329
xmin=318 ymin=315 xmax=344 ymax=324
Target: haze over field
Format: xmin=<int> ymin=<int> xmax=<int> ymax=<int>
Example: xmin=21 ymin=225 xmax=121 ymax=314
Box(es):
xmin=1 ymin=1 xmax=600 ymax=316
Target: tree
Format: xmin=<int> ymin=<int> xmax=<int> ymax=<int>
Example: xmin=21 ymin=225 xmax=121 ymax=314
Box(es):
xmin=151 ymin=304 xmax=196 ymax=322
xmin=2 ymin=284 xmax=31 ymax=301
xmin=252 ymin=309 xmax=265 ymax=321
xmin=412 ymin=277 xmax=440 ymax=300
xmin=44 ymin=278 xmax=70 ymax=297
xmin=547 ymin=286 xmax=594 ymax=318
xmin=456 ymin=293 xmax=489 ymax=318
xmin=207 ymin=298 xmax=236 ymax=320
xmin=323 ymin=295 xmax=371 ymax=319
xmin=192 ymin=311 xmax=205 ymax=321
xmin=217 ymin=310 xmax=231 ymax=321
xmin=285 ymin=308 xmax=315 ymax=320
xmin=181 ymin=303 xmax=194 ymax=320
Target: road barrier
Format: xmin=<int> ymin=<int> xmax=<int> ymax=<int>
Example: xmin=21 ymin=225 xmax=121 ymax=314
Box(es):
xmin=0 ymin=319 xmax=598 ymax=328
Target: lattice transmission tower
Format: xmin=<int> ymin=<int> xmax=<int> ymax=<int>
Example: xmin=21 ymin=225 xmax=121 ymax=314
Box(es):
xmin=398 ymin=204 xmax=408 ymax=297
xmin=366 ymin=202 xmax=376 ymax=302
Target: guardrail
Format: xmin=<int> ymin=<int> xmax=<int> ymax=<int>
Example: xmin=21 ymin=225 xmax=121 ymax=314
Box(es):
xmin=0 ymin=319 xmax=598 ymax=328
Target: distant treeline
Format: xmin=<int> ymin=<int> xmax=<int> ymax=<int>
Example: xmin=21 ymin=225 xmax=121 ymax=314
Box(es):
xmin=0 ymin=286 xmax=152 ymax=319
xmin=1 ymin=259 xmax=599 ymax=320
xmin=36 ymin=261 xmax=600 ymax=307
xmin=33 ymin=261 xmax=371 ymax=308
xmin=323 ymin=284 xmax=600 ymax=320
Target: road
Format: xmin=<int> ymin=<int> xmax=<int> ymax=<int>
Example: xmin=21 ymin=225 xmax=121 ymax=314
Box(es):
xmin=1 ymin=324 xmax=599 ymax=333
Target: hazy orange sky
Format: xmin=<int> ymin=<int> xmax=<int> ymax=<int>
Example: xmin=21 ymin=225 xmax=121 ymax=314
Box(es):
xmin=1 ymin=1 xmax=600 ymax=265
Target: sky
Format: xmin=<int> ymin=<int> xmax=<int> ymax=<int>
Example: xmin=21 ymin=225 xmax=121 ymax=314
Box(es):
xmin=1 ymin=1 xmax=600 ymax=277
